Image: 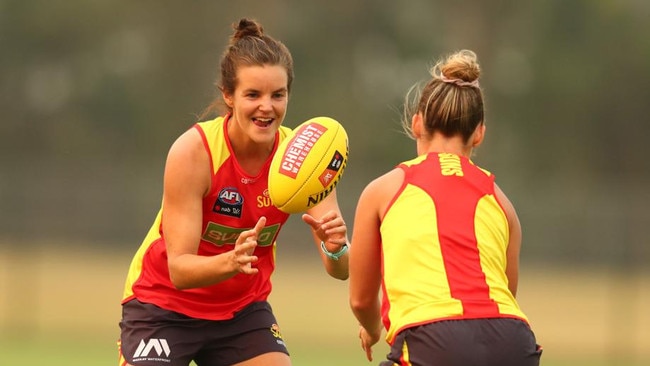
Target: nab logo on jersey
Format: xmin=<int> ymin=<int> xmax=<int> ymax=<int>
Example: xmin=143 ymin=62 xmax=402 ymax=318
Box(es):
xmin=132 ymin=338 xmax=171 ymax=362
xmin=214 ymin=187 xmax=244 ymax=218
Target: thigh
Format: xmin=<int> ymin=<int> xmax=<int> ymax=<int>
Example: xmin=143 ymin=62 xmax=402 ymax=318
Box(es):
xmin=195 ymin=302 xmax=290 ymax=366
xmin=119 ymin=299 xmax=204 ymax=366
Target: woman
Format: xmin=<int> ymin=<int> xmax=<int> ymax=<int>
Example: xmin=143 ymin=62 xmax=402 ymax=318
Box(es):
xmin=349 ymin=50 xmax=541 ymax=365
xmin=118 ymin=18 xmax=349 ymax=366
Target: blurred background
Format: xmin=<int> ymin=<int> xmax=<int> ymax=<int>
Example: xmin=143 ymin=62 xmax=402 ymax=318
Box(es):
xmin=1 ymin=0 xmax=649 ymax=365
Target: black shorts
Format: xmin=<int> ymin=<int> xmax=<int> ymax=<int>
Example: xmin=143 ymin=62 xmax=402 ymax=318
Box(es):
xmin=118 ymin=299 xmax=289 ymax=366
xmin=380 ymin=318 xmax=542 ymax=366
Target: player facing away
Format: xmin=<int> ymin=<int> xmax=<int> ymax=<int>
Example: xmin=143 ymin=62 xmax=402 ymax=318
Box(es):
xmin=348 ymin=50 xmax=542 ymax=366
xmin=118 ymin=18 xmax=349 ymax=366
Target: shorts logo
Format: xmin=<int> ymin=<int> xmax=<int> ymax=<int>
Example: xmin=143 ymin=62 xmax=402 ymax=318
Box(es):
xmin=270 ymin=323 xmax=286 ymax=346
xmin=214 ymin=187 xmax=244 ymax=218
xmin=133 ymin=338 xmax=171 ymax=363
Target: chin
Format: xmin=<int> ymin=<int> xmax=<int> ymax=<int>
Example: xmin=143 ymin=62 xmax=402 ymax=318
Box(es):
xmin=253 ymin=129 xmax=278 ymax=145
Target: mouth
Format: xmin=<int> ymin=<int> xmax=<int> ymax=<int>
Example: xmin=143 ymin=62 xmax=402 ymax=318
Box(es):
xmin=252 ymin=117 xmax=274 ymax=128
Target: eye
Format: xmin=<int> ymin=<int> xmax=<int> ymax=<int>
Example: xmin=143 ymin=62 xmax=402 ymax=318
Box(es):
xmin=273 ymin=91 xmax=287 ymax=99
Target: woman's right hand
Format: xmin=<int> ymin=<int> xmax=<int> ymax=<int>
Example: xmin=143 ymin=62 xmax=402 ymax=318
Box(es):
xmin=359 ymin=324 xmax=381 ymax=361
xmin=230 ymin=216 xmax=266 ymax=274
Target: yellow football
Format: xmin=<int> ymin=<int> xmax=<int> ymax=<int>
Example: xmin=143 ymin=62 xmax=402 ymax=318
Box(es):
xmin=268 ymin=116 xmax=348 ymax=213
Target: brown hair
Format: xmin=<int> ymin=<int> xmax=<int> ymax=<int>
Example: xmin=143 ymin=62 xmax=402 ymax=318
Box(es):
xmin=200 ymin=18 xmax=294 ymax=119
xmin=402 ymin=49 xmax=484 ymax=143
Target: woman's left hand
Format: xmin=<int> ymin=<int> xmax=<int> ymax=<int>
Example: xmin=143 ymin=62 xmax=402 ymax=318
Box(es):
xmin=301 ymin=210 xmax=347 ymax=246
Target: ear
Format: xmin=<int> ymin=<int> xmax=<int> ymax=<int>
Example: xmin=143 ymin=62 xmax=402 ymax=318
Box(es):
xmin=471 ymin=122 xmax=486 ymax=147
xmin=411 ymin=113 xmax=423 ymax=139
xmin=222 ymin=91 xmax=234 ymax=109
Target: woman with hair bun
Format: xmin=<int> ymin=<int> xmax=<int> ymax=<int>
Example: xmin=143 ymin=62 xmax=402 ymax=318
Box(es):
xmin=349 ymin=50 xmax=542 ymax=365
xmin=117 ymin=18 xmax=349 ymax=366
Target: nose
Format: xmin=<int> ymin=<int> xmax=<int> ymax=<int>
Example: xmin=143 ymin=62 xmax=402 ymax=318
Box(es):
xmin=258 ymin=96 xmax=273 ymax=112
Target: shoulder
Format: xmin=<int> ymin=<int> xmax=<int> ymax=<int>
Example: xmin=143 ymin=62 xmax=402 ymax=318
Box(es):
xmin=358 ymin=168 xmax=404 ymax=212
xmin=494 ymin=183 xmax=520 ymax=227
xmin=168 ymin=125 xmax=204 ymax=159
xmin=164 ymin=122 xmax=213 ymax=182
xmin=195 ymin=116 xmax=226 ymax=138
xmin=466 ymin=157 xmax=493 ymax=177
xmin=162 ymin=125 xmax=211 ymax=197
xmin=366 ymin=168 xmax=404 ymax=192
xmin=399 ymin=154 xmax=428 ymax=168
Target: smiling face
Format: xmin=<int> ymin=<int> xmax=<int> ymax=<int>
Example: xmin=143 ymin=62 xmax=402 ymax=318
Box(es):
xmin=223 ymin=64 xmax=289 ymax=147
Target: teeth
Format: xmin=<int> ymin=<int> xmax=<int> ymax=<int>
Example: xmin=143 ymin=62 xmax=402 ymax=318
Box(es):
xmin=255 ymin=118 xmax=273 ymax=123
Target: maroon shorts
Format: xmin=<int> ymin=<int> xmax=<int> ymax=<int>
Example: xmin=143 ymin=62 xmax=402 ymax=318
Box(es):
xmin=380 ymin=318 xmax=542 ymax=366
xmin=118 ymin=299 xmax=289 ymax=366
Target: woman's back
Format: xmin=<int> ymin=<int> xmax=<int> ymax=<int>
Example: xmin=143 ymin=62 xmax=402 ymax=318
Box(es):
xmin=380 ymin=152 xmax=527 ymax=343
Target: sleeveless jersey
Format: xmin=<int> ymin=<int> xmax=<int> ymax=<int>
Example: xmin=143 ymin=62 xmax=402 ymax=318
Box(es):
xmin=121 ymin=116 xmax=292 ymax=320
xmin=380 ymin=152 xmax=528 ymax=344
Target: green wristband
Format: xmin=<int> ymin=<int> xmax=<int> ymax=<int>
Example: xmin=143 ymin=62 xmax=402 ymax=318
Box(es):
xmin=320 ymin=241 xmax=349 ymax=260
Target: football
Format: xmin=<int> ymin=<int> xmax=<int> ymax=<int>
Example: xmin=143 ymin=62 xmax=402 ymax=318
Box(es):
xmin=268 ymin=116 xmax=348 ymax=213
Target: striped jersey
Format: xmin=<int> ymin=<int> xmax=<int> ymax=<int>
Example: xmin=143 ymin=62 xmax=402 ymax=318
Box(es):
xmin=380 ymin=152 xmax=528 ymax=344
xmin=121 ymin=115 xmax=292 ymax=320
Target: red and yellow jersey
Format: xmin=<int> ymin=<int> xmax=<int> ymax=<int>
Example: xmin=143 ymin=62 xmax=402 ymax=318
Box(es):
xmin=380 ymin=152 xmax=528 ymax=343
xmin=121 ymin=115 xmax=292 ymax=320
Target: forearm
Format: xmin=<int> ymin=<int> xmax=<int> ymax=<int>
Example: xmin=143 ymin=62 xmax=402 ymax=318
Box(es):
xmin=168 ymin=252 xmax=238 ymax=289
xmin=351 ymin=298 xmax=382 ymax=335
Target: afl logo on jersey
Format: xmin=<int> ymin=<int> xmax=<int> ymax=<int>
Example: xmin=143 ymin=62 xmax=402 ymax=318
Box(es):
xmin=214 ymin=187 xmax=244 ymax=218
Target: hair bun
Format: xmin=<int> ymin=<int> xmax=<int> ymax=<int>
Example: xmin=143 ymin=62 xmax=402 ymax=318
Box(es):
xmin=434 ymin=49 xmax=480 ymax=85
xmin=231 ymin=18 xmax=264 ymax=44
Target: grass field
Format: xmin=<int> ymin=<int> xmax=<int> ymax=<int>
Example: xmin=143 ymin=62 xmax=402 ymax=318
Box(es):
xmin=1 ymin=245 xmax=648 ymax=365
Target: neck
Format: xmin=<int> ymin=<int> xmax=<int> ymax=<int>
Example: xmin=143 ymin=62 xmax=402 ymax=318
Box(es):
xmin=417 ymin=134 xmax=473 ymax=158
xmin=226 ymin=119 xmax=274 ymax=175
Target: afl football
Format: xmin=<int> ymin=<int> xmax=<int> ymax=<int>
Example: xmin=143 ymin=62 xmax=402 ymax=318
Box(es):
xmin=268 ymin=116 xmax=348 ymax=213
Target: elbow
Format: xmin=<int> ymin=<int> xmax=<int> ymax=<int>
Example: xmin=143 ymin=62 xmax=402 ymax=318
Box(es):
xmin=349 ymin=296 xmax=372 ymax=314
xmin=170 ymin=277 xmax=191 ymax=290
xmin=327 ymin=266 xmax=349 ymax=281
xmin=328 ymin=271 xmax=349 ymax=281
xmin=349 ymin=299 xmax=363 ymax=313
xmin=168 ymin=261 xmax=192 ymax=290
xmin=335 ymin=273 xmax=349 ymax=281
xmin=169 ymin=272 xmax=190 ymax=290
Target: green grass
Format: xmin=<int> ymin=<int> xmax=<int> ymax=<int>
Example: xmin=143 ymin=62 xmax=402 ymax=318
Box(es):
xmin=1 ymin=334 xmax=648 ymax=366
xmin=1 ymin=247 xmax=649 ymax=365
xmin=0 ymin=336 xmax=117 ymax=365
xmin=0 ymin=335 xmax=364 ymax=365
